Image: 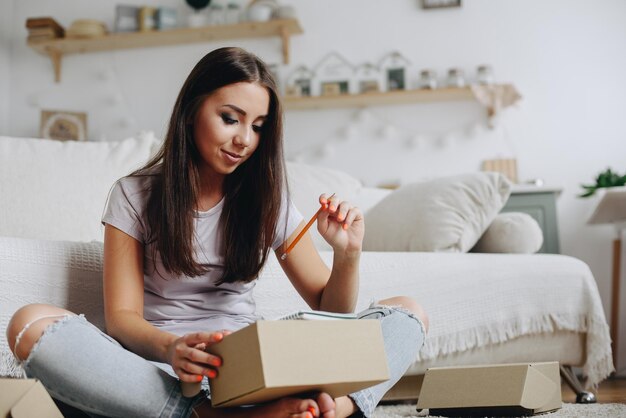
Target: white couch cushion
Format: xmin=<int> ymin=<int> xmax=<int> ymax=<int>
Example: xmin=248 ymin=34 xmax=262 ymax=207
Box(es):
xmin=0 ymin=237 xmax=104 ymax=377
xmin=0 ymin=133 xmax=160 ymax=242
xmin=472 ymin=212 xmax=544 ymax=254
xmin=363 ymin=172 xmax=511 ymax=252
xmin=286 ymin=162 xmax=363 ymax=250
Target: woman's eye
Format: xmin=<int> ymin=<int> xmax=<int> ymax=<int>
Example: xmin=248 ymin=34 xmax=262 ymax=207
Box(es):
xmin=221 ymin=114 xmax=237 ymax=125
xmin=252 ymin=125 xmax=263 ymax=133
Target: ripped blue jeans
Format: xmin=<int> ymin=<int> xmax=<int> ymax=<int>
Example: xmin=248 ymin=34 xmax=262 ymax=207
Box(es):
xmin=19 ymin=305 xmax=426 ymax=418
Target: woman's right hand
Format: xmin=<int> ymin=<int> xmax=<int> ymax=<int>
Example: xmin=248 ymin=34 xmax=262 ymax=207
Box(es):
xmin=166 ymin=331 xmax=228 ymax=382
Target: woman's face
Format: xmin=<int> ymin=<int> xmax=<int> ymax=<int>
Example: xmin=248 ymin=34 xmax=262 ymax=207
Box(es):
xmin=193 ymin=81 xmax=270 ymax=180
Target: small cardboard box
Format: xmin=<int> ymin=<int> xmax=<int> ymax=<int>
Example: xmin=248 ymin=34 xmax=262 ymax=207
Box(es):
xmin=416 ymin=362 xmax=562 ymax=416
xmin=0 ymin=378 xmax=63 ymax=418
xmin=208 ymin=319 xmax=389 ymax=407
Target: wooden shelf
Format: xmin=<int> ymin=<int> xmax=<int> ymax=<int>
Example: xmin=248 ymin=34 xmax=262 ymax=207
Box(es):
xmin=282 ymin=87 xmax=475 ymax=110
xmin=283 ymin=84 xmax=519 ymax=115
xmin=27 ymin=18 xmax=303 ymax=83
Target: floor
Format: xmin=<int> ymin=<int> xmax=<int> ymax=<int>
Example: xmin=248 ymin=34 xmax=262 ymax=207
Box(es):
xmin=561 ymin=377 xmax=626 ymax=404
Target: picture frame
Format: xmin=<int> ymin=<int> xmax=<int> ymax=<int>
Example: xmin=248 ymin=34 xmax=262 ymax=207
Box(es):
xmin=155 ymin=7 xmax=177 ymax=30
xmin=421 ymin=0 xmax=461 ymax=9
xmin=138 ymin=7 xmax=157 ymax=31
xmin=40 ymin=110 xmax=88 ymax=141
xmin=115 ymin=5 xmax=140 ymax=32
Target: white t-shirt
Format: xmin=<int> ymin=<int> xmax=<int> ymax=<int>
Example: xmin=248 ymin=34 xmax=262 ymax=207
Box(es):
xmin=102 ymin=173 xmax=303 ymax=336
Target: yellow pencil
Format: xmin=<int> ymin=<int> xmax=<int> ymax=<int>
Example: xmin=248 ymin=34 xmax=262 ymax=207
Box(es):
xmin=280 ymin=193 xmax=335 ymax=260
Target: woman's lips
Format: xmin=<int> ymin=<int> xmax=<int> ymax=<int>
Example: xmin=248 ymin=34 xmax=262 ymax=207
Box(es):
xmin=222 ymin=150 xmax=243 ymax=164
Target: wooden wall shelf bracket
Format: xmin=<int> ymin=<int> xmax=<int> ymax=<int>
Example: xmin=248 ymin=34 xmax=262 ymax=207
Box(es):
xmin=27 ymin=18 xmax=303 ymax=82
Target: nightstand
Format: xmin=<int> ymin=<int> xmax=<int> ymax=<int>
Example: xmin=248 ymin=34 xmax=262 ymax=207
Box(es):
xmin=500 ymin=186 xmax=562 ymax=254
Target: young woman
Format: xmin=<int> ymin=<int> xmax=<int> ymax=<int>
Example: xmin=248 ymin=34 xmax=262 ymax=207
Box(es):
xmin=7 ymin=47 xmax=428 ymax=418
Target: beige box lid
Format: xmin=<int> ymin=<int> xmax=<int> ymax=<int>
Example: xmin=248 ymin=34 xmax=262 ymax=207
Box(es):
xmin=0 ymin=378 xmax=63 ymax=418
xmin=416 ymin=362 xmax=561 ymax=415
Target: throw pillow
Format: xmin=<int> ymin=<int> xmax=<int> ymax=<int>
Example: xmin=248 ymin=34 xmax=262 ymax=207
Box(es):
xmin=472 ymin=212 xmax=544 ymax=253
xmin=0 ymin=132 xmax=161 ymax=242
xmin=363 ymin=172 xmax=511 ymax=252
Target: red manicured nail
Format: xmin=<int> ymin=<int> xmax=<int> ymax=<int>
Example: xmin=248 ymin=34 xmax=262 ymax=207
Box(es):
xmin=207 ymin=370 xmax=217 ymax=378
xmin=308 ymin=406 xmax=317 ymax=417
xmin=343 ymin=223 xmax=349 ymax=230
xmin=196 ymin=375 xmax=203 ymax=382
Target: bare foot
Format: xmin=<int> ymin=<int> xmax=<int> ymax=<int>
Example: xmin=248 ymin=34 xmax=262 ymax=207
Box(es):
xmin=195 ymin=396 xmax=320 ymax=418
xmin=315 ymin=393 xmax=336 ymax=417
xmin=330 ymin=395 xmax=358 ymax=418
xmin=194 ymin=393 xmax=359 ymax=418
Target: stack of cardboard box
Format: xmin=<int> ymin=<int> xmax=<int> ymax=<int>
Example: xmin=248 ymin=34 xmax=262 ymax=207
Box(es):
xmin=26 ymin=17 xmax=65 ymax=42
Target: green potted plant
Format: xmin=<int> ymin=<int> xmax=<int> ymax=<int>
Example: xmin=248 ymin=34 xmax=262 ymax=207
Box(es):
xmin=579 ymin=168 xmax=626 ymax=197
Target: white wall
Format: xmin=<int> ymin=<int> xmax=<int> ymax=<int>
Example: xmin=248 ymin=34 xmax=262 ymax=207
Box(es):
xmin=3 ymin=0 xmax=626 ymax=322
xmin=0 ymin=1 xmax=13 ymax=134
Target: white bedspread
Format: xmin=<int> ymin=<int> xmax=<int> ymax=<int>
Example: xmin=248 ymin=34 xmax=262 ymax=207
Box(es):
xmin=0 ymin=238 xmax=614 ymax=389
xmin=255 ymin=251 xmax=614 ymax=388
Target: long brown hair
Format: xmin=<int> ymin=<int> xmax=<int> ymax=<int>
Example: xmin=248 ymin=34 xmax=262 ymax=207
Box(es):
xmin=133 ymin=47 xmax=285 ymax=284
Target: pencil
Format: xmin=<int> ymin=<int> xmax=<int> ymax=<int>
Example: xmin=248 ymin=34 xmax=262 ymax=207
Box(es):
xmin=280 ymin=193 xmax=335 ymax=260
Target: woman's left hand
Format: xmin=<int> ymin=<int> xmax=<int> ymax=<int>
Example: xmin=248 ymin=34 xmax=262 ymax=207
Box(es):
xmin=316 ymin=194 xmax=364 ymax=255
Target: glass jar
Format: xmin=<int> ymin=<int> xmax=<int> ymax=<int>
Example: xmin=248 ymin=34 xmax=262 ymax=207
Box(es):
xmin=418 ymin=69 xmax=438 ymax=89
xmin=446 ymin=68 xmax=466 ymax=88
xmin=476 ymin=65 xmax=494 ymax=85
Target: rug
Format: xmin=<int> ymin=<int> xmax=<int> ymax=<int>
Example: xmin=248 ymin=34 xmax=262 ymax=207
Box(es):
xmin=372 ymin=403 xmax=626 ymax=418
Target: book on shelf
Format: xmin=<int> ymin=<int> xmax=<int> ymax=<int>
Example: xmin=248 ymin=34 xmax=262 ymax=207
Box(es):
xmin=276 ymin=310 xmax=357 ymax=321
xmin=25 ymin=17 xmax=65 ymax=37
xmin=27 ymin=26 xmax=63 ymax=42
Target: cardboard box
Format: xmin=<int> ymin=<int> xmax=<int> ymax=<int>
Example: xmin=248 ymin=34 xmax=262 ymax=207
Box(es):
xmin=207 ymin=320 xmax=389 ymax=407
xmin=0 ymin=378 xmax=63 ymax=418
xmin=416 ymin=362 xmax=562 ymax=416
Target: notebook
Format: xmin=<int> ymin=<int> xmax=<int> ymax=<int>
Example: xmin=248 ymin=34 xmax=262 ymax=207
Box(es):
xmin=277 ymin=310 xmax=357 ymax=321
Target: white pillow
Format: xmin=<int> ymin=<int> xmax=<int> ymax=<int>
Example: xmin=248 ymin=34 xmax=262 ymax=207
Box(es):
xmin=472 ymin=212 xmax=544 ymax=254
xmin=0 ymin=132 xmax=161 ymax=242
xmin=0 ymin=237 xmax=105 ymax=377
xmin=363 ymin=172 xmax=511 ymax=252
xmin=286 ymin=162 xmax=363 ymax=250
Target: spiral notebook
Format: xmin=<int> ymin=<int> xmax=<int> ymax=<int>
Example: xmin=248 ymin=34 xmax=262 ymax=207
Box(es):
xmin=277 ymin=310 xmax=357 ymax=321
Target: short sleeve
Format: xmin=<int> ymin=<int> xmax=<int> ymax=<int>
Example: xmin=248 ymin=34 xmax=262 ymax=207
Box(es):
xmin=101 ymin=177 xmax=149 ymax=243
xmin=272 ymin=196 xmax=303 ymax=250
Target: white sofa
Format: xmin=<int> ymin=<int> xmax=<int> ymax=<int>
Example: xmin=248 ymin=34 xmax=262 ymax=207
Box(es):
xmin=0 ymin=134 xmax=614 ymax=402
